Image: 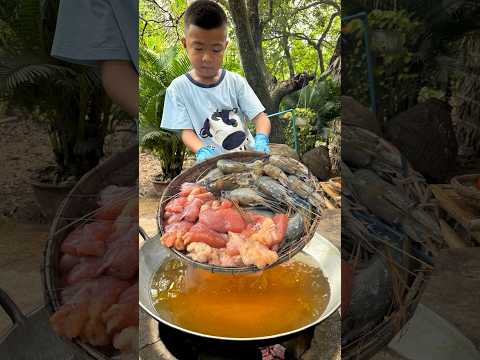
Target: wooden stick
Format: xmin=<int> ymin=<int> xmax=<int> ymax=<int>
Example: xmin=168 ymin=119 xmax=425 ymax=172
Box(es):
xmin=320 ymin=182 xmax=340 ymax=200
xmin=324 ymin=198 xmax=336 ymax=209
xmin=439 ymin=219 xmax=470 ymax=248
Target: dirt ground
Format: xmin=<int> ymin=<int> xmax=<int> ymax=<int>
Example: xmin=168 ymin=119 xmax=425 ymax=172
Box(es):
xmin=0 ymin=117 xmax=55 ymax=223
xmin=139 ymin=151 xmax=196 ymax=198
xmin=139 ymin=151 xmax=164 ymax=198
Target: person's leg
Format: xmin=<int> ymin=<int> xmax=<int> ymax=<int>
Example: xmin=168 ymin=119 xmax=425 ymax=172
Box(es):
xmin=100 ymin=60 xmax=138 ymax=118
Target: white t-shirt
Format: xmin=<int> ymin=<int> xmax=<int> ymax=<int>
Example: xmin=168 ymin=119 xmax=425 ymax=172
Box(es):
xmin=161 ymin=69 xmax=265 ymax=155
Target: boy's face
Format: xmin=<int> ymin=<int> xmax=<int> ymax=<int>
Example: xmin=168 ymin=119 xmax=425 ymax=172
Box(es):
xmin=182 ymin=25 xmax=228 ymax=80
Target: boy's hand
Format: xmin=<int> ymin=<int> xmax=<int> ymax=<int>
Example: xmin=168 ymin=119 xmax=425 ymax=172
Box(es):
xmin=255 ymin=133 xmax=270 ymax=154
xmin=195 ymin=146 xmax=216 ymax=163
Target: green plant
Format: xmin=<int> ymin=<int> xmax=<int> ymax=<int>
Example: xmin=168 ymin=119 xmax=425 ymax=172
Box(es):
xmin=343 ymin=10 xmax=424 ymax=119
xmin=283 ymin=108 xmax=322 ymax=155
xmin=0 ymin=0 xmax=114 ymax=181
xmin=280 ymin=78 xmax=339 ymax=154
xmin=139 ymin=43 xmax=191 ymax=180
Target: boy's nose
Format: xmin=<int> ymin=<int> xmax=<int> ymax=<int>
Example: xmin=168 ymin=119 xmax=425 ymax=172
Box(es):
xmin=202 ymin=53 xmax=212 ymax=63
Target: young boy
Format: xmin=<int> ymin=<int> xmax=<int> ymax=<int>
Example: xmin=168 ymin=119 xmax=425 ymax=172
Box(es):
xmin=51 ymin=0 xmax=138 ymax=118
xmin=161 ymin=0 xmax=271 ymax=162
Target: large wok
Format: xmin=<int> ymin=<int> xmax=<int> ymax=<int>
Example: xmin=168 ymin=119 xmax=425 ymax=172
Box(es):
xmin=139 ymin=229 xmax=341 ymax=341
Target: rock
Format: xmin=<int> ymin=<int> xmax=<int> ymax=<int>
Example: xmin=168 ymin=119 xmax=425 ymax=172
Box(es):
xmin=342 ymin=96 xmax=382 ymax=135
xmin=384 ymin=99 xmax=457 ymax=182
xmin=302 ymin=146 xmax=331 ymax=180
xmin=282 ymin=331 xmax=314 ymax=359
xmin=329 ymin=118 xmax=341 ymax=177
xmin=301 ymin=312 xmax=341 ymax=360
xmin=103 ymin=119 xmax=138 ymax=159
xmin=270 ymin=143 xmax=299 ymax=160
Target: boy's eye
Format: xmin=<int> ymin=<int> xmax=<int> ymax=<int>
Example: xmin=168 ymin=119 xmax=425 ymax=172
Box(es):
xmin=213 ymin=48 xmax=222 ymax=53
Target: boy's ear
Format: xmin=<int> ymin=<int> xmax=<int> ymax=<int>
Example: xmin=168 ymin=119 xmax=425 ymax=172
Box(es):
xmin=181 ymin=37 xmax=187 ymax=48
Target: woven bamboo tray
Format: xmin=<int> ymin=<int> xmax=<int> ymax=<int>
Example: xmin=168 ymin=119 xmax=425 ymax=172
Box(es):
xmin=42 ymin=146 xmax=138 ymax=360
xmin=341 ymin=125 xmax=443 ymax=359
xmin=157 ymin=151 xmax=321 ymax=273
xmin=451 ymin=174 xmax=480 ymax=210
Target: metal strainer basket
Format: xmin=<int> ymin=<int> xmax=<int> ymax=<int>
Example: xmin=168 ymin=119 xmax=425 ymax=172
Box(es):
xmin=156 ymin=151 xmax=321 ymax=273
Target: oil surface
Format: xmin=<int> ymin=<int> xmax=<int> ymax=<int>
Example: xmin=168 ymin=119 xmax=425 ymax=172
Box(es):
xmin=151 ymin=254 xmax=330 ymax=337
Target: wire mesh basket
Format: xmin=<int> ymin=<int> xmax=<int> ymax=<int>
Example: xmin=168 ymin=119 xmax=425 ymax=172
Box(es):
xmin=42 ymin=146 xmax=138 ymax=360
xmin=341 ymin=125 xmax=444 ymax=359
xmin=451 ymin=174 xmax=480 ymax=210
xmin=157 ymin=151 xmax=322 ymax=273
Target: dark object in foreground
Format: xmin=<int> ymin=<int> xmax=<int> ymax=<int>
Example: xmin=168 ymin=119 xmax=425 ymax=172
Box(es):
xmin=385 ymin=99 xmax=458 ymax=182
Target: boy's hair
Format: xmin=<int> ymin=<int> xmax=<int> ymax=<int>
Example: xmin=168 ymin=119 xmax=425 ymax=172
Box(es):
xmin=184 ymin=0 xmax=227 ymax=32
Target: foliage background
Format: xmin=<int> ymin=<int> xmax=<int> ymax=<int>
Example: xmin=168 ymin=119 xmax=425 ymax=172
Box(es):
xmin=139 ymin=0 xmax=340 ymax=167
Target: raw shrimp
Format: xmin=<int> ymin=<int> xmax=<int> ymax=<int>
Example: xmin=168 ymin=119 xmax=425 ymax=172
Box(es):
xmin=206 ymin=173 xmax=256 ymax=193
xmin=284 ymin=213 xmax=305 ymax=242
xmin=256 ymin=176 xmax=290 ymax=204
xmin=198 ymin=168 xmax=224 ymax=185
xmin=224 ymin=188 xmax=265 ymax=206
xmin=287 ymin=175 xmax=324 ymax=210
xmin=262 ymin=164 xmax=289 ymax=185
xmin=268 ymin=155 xmax=309 ymax=177
xmin=216 ymin=159 xmax=264 ymax=174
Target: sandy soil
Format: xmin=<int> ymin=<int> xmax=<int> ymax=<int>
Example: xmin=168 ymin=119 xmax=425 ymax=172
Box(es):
xmin=139 ymin=151 xmax=164 ymax=198
xmin=139 ymin=151 xmax=196 ymax=198
xmin=0 ymin=117 xmax=55 ymax=223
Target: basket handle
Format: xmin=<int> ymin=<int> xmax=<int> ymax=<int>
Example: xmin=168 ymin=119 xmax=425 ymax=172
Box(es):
xmin=139 ymin=226 xmax=153 ymax=242
xmin=0 ymin=288 xmax=27 ymax=325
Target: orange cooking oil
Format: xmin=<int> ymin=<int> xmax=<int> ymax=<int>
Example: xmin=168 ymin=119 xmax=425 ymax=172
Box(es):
xmin=151 ymin=254 xmax=330 ymax=338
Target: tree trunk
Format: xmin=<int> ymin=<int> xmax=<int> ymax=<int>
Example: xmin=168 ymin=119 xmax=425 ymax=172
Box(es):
xmin=317 ymin=46 xmax=325 ymax=73
xmin=282 ymin=34 xmax=295 ymax=78
xmin=228 ymin=0 xmax=314 ymax=143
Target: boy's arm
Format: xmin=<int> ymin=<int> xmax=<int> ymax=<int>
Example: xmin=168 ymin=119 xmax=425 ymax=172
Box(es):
xmin=252 ymin=112 xmax=271 ymax=136
xmin=182 ymin=130 xmax=216 ymax=162
xmin=252 ymin=112 xmax=271 ymax=153
xmin=235 ymin=75 xmax=271 ymax=153
xmin=100 ymin=60 xmax=138 ymax=117
xmin=181 ymin=129 xmax=205 ymax=153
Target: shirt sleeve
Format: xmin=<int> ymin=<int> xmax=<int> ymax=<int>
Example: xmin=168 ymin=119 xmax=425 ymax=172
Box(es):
xmin=51 ymin=0 xmax=131 ymax=67
xmin=236 ymin=75 xmax=266 ymax=120
xmin=160 ymin=83 xmax=193 ymax=131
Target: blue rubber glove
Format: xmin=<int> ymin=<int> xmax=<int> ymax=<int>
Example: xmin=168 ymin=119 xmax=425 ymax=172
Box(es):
xmin=195 ymin=146 xmax=216 ymax=163
xmin=255 ymin=133 xmax=270 ymax=154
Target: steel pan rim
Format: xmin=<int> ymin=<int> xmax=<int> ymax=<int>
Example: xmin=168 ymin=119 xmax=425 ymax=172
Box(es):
xmin=139 ymin=233 xmax=341 ymax=341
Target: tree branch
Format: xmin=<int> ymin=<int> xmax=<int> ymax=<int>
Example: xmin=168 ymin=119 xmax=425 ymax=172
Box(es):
xmin=292 ymin=0 xmax=340 ymax=15
xmin=214 ymin=0 xmax=230 ymax=12
xmin=271 ymin=71 xmax=315 ymax=108
xmin=316 ymin=11 xmax=339 ymax=49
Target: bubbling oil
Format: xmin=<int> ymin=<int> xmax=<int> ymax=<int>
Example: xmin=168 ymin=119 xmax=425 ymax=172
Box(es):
xmin=151 ymin=254 xmax=330 ymax=338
